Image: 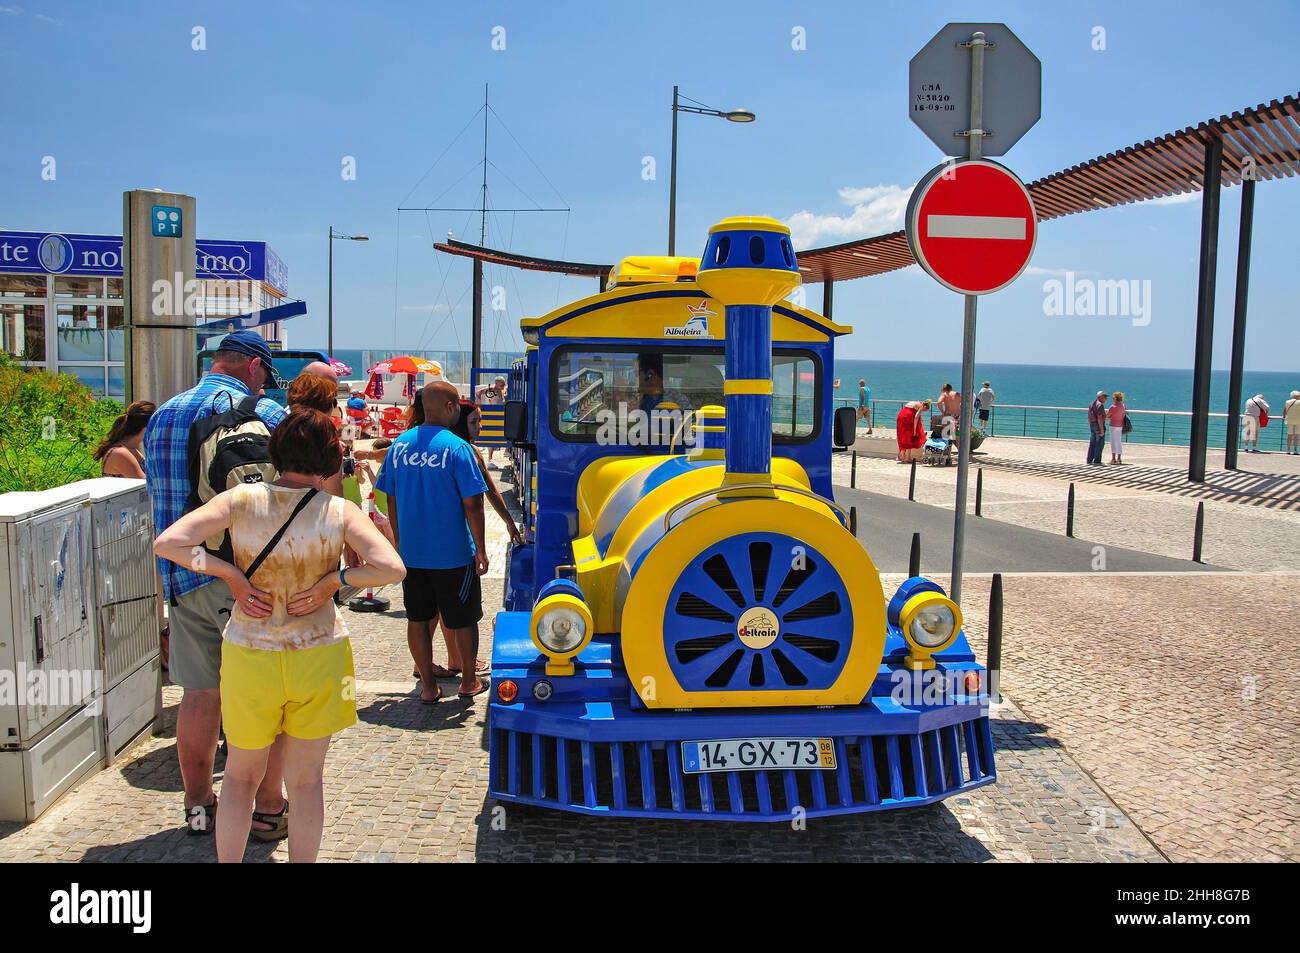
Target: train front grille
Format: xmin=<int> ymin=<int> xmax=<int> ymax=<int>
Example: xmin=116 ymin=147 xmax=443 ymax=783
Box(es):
xmin=489 ymin=718 xmax=996 ymax=821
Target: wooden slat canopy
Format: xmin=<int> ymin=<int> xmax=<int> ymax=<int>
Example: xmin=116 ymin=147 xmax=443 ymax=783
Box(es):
xmin=432 ymin=238 xmax=609 ymax=277
xmin=434 ymin=93 xmax=1300 ymax=285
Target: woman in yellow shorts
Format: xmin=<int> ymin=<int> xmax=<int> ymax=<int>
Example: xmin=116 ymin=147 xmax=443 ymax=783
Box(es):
xmin=155 ymin=409 xmax=405 ymax=862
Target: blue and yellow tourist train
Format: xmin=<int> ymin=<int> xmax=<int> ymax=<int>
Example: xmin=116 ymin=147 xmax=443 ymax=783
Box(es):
xmin=488 ymin=217 xmax=994 ymax=821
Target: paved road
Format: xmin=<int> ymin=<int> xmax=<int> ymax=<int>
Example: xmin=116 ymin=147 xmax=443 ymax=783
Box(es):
xmin=836 ymin=486 xmax=1219 ymax=573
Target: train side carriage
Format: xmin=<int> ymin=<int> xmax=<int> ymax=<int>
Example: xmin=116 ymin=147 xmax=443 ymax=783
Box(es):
xmin=491 ymin=218 xmax=994 ymax=822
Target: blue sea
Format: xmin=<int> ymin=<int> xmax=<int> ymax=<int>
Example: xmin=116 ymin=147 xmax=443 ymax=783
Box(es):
xmin=833 ymin=359 xmax=1297 ymax=448
xmin=319 ymin=347 xmax=1296 ymax=449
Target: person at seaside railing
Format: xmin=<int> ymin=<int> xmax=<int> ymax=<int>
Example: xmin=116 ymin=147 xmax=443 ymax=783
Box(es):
xmin=936 ymin=383 xmax=961 ymax=434
xmin=153 ymin=409 xmax=405 ymax=862
xmin=94 ymin=400 xmax=154 ymax=478
xmin=1087 ymin=391 xmax=1108 ymax=466
xmin=1107 ymin=392 xmax=1128 ymax=465
xmin=1285 ymin=391 xmax=1300 ymax=456
xmin=1242 ymin=394 xmax=1270 ymax=454
xmin=895 ymin=400 xmax=930 ymax=463
xmin=976 ymin=381 xmax=996 ymax=429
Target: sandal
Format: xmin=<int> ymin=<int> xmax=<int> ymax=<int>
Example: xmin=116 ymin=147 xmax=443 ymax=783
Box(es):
xmin=458 ymin=679 xmax=490 ymax=699
xmin=412 ymin=664 xmax=457 ymax=679
xmin=421 ymin=684 xmax=444 ymax=705
xmin=250 ymin=799 xmax=289 ymax=842
xmin=185 ymin=797 xmax=217 ymax=836
xmin=448 ymin=659 xmax=491 ymax=676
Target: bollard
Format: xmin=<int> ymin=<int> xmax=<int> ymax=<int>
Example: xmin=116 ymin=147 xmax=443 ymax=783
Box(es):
xmin=849 ymin=505 xmax=857 ymax=537
xmin=1066 ymin=482 xmax=1075 ymax=538
xmin=987 ymin=573 xmax=1003 ymax=703
xmin=908 ymin=459 xmax=917 ymax=501
xmin=1192 ymin=501 xmax=1205 ymax=563
xmin=975 ymin=467 xmax=983 ymax=516
xmin=908 ymin=531 xmax=921 ymax=578
xmin=850 ymin=450 xmax=857 ymax=488
xmin=348 ymin=493 xmax=391 ymax=613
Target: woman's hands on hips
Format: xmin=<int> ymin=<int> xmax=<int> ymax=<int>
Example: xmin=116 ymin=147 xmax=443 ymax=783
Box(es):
xmin=229 ymin=573 xmax=274 ymax=619
xmin=287 ymin=572 xmax=343 ymax=617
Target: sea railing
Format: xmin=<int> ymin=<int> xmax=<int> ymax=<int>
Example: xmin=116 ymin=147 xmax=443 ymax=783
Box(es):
xmin=835 ymin=397 xmax=1291 ymax=451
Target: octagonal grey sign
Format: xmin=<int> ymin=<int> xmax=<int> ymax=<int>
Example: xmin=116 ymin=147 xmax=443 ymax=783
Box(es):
xmin=909 ymin=22 xmax=1041 ymax=157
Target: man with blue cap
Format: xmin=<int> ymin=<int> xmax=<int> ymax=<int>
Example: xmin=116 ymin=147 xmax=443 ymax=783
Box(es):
xmin=143 ymin=329 xmax=291 ymax=843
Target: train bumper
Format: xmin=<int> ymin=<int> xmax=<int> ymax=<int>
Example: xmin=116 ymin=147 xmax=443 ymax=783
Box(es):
xmin=488 ymin=612 xmax=995 ymax=822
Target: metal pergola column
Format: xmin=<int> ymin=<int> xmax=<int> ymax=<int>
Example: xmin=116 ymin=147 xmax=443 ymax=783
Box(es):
xmin=823 ymin=278 xmax=834 ymax=319
xmin=471 ymin=258 xmax=483 ymax=373
xmin=1224 ymin=176 xmax=1256 ymax=471
xmin=1188 ymin=134 xmax=1223 ymax=483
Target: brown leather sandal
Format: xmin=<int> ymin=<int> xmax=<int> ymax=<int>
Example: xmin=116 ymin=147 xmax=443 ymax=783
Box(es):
xmin=250 ymin=800 xmax=289 ymax=842
xmin=185 ymin=797 xmax=217 ymax=835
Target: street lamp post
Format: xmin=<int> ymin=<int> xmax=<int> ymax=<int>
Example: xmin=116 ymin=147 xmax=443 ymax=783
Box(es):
xmin=668 ymin=86 xmax=755 ymax=255
xmin=328 ymin=226 xmax=368 ymax=360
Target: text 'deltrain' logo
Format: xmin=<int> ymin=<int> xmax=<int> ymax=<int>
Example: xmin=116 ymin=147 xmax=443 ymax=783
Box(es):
xmin=663 ymin=300 xmax=715 ymax=338
xmin=737 ymin=607 xmax=779 ymax=650
xmin=38 ymin=233 xmax=75 ymax=274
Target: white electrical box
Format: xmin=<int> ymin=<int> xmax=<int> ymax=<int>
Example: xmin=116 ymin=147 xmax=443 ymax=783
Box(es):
xmin=79 ymin=478 xmax=161 ymax=764
xmin=0 ymin=485 xmax=101 ymax=821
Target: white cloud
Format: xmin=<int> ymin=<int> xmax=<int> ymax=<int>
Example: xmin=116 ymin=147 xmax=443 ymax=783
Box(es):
xmin=1025 ymin=266 xmax=1092 ymax=277
xmin=785 ymin=182 xmax=914 ymax=249
xmin=1149 ymin=191 xmax=1199 ymax=206
xmin=0 ymin=6 xmax=21 ymax=14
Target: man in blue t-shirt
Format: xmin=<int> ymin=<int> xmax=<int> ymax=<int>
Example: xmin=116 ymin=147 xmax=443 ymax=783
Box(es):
xmin=376 ymin=380 xmax=489 ymax=701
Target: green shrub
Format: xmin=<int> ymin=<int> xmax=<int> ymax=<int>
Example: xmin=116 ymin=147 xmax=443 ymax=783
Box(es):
xmin=0 ymin=352 xmax=123 ymax=493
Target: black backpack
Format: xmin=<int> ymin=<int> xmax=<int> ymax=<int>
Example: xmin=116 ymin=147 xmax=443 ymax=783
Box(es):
xmin=185 ymin=393 xmax=278 ymax=559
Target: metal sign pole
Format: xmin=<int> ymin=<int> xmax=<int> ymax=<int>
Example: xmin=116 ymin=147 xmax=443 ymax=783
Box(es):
xmin=949 ymin=30 xmax=987 ymax=607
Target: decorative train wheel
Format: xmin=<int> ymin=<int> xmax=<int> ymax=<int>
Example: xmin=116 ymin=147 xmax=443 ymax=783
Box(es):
xmin=619 ymin=497 xmax=886 ymax=708
xmin=666 ymin=532 xmax=852 ymax=692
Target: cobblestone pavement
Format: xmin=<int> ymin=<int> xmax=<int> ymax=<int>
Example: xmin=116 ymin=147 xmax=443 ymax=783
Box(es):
xmin=0 ymin=571 xmax=1164 ymax=862
xmin=5 ymin=459 xmax=1290 ymax=862
xmin=933 ymin=572 xmax=1300 ymax=863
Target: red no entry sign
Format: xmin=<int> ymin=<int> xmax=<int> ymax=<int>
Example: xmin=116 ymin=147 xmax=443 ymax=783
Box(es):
xmin=906 ymin=159 xmax=1037 ymax=295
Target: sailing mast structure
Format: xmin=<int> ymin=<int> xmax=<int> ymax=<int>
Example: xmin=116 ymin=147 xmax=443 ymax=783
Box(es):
xmin=396 ymin=83 xmax=571 ymax=373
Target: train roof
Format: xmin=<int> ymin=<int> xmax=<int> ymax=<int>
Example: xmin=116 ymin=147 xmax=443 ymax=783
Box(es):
xmin=521 ymin=264 xmax=851 ymax=345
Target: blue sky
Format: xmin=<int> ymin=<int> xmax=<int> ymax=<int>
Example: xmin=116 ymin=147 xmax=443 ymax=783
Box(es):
xmin=1 ymin=0 xmax=1297 ymax=371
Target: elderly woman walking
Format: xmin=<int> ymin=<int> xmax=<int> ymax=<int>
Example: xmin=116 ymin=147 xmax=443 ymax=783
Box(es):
xmin=1107 ymin=391 xmax=1128 ymax=464
xmin=154 ymin=410 xmax=405 ymax=862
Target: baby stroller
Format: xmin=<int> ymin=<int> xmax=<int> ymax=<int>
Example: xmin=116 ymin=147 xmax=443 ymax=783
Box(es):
xmin=922 ymin=414 xmax=955 ymax=466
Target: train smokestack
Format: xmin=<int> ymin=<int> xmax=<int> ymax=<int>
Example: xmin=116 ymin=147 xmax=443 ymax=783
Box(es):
xmin=695 ymin=217 xmax=801 ymax=483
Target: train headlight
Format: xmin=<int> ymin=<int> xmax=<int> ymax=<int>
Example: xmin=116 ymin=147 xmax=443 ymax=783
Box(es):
xmin=911 ymin=602 xmax=956 ymax=647
xmin=530 ymin=580 xmax=593 ymax=676
xmin=899 ymin=591 xmax=962 ymax=669
xmin=537 ymin=605 xmax=586 ymax=653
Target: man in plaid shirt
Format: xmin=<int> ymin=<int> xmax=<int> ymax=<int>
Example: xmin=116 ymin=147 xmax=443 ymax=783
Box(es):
xmin=144 ymin=330 xmax=289 ymax=839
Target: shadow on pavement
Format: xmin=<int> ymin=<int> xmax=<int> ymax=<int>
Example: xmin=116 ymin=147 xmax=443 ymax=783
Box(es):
xmin=469 ymin=794 xmax=994 ymax=862
xmin=980 ymin=456 xmax=1300 ymax=510
xmin=80 ymin=826 xmax=281 ymax=863
xmin=990 ymin=714 xmax=1063 ymax=752
xmin=356 ymin=690 xmax=479 ymax=733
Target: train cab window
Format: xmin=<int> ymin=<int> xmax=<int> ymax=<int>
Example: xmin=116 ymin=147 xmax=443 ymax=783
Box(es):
xmin=552 ymin=347 xmax=818 ymax=444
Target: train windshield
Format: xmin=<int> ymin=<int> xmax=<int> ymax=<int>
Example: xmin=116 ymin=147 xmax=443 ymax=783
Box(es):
xmin=552 ymin=346 xmax=818 ymax=444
